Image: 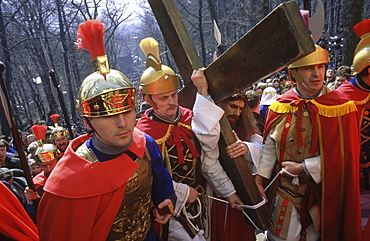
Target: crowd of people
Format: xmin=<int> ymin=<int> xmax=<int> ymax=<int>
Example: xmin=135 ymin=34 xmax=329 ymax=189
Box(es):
xmin=1 ymin=18 xmax=370 ymax=241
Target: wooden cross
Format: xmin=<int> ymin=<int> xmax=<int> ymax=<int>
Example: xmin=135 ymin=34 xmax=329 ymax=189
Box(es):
xmin=147 ymin=0 xmax=315 ymax=230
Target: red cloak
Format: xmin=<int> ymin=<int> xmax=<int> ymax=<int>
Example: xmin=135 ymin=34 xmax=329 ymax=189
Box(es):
xmin=33 ymin=171 xmax=48 ymax=190
xmin=265 ymin=89 xmax=362 ymax=241
xmin=0 ymin=182 xmax=38 ymax=241
xmin=37 ymin=128 xmax=144 ymax=241
xmin=337 ymin=80 xmax=370 ymax=126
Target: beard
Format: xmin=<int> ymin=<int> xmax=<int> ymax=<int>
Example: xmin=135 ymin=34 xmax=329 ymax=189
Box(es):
xmin=227 ymin=115 xmax=239 ymax=129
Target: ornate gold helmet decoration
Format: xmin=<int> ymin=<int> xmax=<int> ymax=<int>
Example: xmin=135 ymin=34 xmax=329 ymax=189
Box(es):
xmin=75 ymin=20 xmax=136 ymax=117
xmin=352 ymin=19 xmax=370 ymax=75
xmin=30 ymin=125 xmax=60 ymax=164
xmin=288 ymin=44 xmax=329 ymax=83
xmin=49 ymin=114 xmax=67 ymax=139
xmin=139 ymin=37 xmax=180 ymax=96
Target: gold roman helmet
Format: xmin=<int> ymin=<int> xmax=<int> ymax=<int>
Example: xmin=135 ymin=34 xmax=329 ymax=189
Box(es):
xmin=30 ymin=125 xmax=60 ymax=164
xmin=352 ymin=19 xmax=370 ymax=75
xmin=139 ymin=38 xmax=179 ymax=108
xmin=75 ymin=20 xmax=136 ymax=117
xmin=288 ymin=44 xmax=329 ymax=83
xmin=49 ymin=114 xmax=68 ymax=139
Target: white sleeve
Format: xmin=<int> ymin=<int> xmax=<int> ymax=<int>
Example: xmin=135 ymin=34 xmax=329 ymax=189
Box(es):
xmin=172 ymin=181 xmax=190 ymax=217
xmin=257 ymin=132 xmax=278 ymax=179
xmin=192 ymin=93 xmax=224 ymax=152
xmin=304 ymin=156 xmax=321 ymax=184
xmin=243 ymin=133 xmax=263 ymax=174
xmin=200 ymin=146 xmax=236 ymax=198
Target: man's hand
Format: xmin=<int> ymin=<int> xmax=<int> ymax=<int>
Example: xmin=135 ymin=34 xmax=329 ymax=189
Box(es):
xmin=227 ymin=193 xmax=244 ymax=209
xmin=187 ymin=187 xmax=199 ymax=204
xmin=153 ymin=199 xmax=173 ymax=224
xmin=191 ymin=67 xmax=208 ymax=96
xmin=281 ymin=161 xmax=304 ymax=176
xmin=24 ymin=188 xmax=39 ymax=204
xmin=226 ymin=131 xmax=249 ymax=159
xmin=255 ymin=175 xmax=267 ymax=201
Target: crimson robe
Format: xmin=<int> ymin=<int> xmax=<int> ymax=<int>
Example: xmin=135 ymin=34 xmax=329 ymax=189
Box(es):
xmin=265 ymin=89 xmax=362 ymax=241
xmin=0 ymin=182 xmax=38 ymax=241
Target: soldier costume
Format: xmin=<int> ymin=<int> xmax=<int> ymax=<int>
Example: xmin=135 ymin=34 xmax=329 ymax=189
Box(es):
xmin=49 ymin=114 xmax=70 ymax=153
xmin=37 ymin=20 xmax=174 ymax=241
xmin=257 ymin=45 xmax=361 ymax=241
xmin=25 ymin=124 xmax=61 ymax=221
xmin=135 ymin=37 xmax=235 ymax=240
xmin=337 ymin=19 xmax=370 ymax=189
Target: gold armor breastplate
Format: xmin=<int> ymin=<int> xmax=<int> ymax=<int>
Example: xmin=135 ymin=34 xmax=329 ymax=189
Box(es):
xmin=76 ymin=143 xmax=153 ymax=241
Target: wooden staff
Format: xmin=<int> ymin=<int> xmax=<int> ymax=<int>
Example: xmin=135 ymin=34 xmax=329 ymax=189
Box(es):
xmin=0 ymin=62 xmax=35 ymax=190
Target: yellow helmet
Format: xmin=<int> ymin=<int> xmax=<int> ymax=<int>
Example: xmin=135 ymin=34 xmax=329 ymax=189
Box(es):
xmin=49 ymin=114 xmax=68 ymax=139
xmin=75 ymin=20 xmax=136 ymax=117
xmin=77 ymin=70 xmax=136 ymax=117
xmin=288 ymin=44 xmax=329 ymax=83
xmin=30 ymin=125 xmax=60 ymax=164
xmin=288 ymin=44 xmax=329 ymax=69
xmin=139 ymin=37 xmax=180 ymax=95
xmin=353 ymin=45 xmax=370 ymax=75
xmin=352 ymin=20 xmax=370 ymax=75
xmin=35 ymin=143 xmax=60 ymax=164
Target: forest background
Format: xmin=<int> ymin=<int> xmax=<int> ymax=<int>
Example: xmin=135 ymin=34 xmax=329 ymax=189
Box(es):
xmin=0 ymin=0 xmax=368 ymax=136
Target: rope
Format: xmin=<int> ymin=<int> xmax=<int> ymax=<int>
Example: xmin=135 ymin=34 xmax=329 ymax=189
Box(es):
xmin=264 ymin=168 xmax=299 ymax=191
xmin=182 ymin=198 xmax=202 ymax=233
xmin=206 ymin=195 xmax=267 ymax=230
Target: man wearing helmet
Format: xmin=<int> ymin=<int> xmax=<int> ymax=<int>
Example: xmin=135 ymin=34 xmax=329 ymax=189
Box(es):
xmin=49 ymin=114 xmax=70 ymax=153
xmin=24 ymin=124 xmax=61 ymax=222
xmin=37 ymin=20 xmax=175 ymax=241
xmin=255 ymin=45 xmax=361 ymax=241
xmin=336 ymin=19 xmax=370 ymax=190
xmin=136 ymin=37 xmax=242 ymax=240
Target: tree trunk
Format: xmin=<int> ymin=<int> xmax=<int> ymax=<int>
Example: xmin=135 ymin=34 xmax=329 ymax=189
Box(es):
xmin=0 ymin=0 xmax=12 ymax=136
xmin=341 ymin=0 xmax=364 ymax=66
xmin=55 ymin=0 xmax=76 ymax=123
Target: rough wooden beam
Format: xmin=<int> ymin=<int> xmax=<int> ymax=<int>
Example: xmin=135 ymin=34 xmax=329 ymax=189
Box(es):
xmin=147 ymin=0 xmax=315 ymax=230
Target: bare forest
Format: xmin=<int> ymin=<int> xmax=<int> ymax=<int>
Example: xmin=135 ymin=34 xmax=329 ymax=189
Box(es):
xmin=0 ymin=0 xmax=368 ymax=136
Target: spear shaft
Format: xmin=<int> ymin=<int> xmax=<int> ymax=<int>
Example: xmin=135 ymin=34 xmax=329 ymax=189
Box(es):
xmin=0 ymin=62 xmax=35 ymax=190
xmin=39 ymin=38 xmax=74 ymax=139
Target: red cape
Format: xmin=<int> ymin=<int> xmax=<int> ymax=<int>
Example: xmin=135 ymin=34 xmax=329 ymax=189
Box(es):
xmin=0 ymin=182 xmax=38 ymax=241
xmin=37 ymin=128 xmax=144 ymax=241
xmin=265 ymin=89 xmax=362 ymax=241
xmin=33 ymin=171 xmax=47 ymax=190
xmin=337 ymin=80 xmax=370 ymax=125
xmin=136 ymin=106 xmax=199 ymax=163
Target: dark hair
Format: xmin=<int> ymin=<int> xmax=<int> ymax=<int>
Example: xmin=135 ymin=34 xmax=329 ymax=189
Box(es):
xmin=0 ymin=167 xmax=13 ymax=181
xmin=0 ymin=141 xmax=6 ymax=149
xmin=337 ymin=65 xmax=351 ymax=75
xmin=245 ymin=90 xmax=260 ymax=109
xmin=336 ymin=71 xmax=351 ymax=80
xmin=221 ymin=92 xmax=257 ymax=141
xmin=279 ymin=75 xmax=288 ymax=81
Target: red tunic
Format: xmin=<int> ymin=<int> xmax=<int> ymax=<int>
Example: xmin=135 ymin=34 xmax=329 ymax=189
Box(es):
xmin=136 ymin=106 xmax=200 ymax=164
xmin=0 ymin=182 xmax=38 ymax=241
xmin=265 ymin=89 xmax=362 ymax=241
xmin=37 ymin=129 xmax=144 ymax=241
